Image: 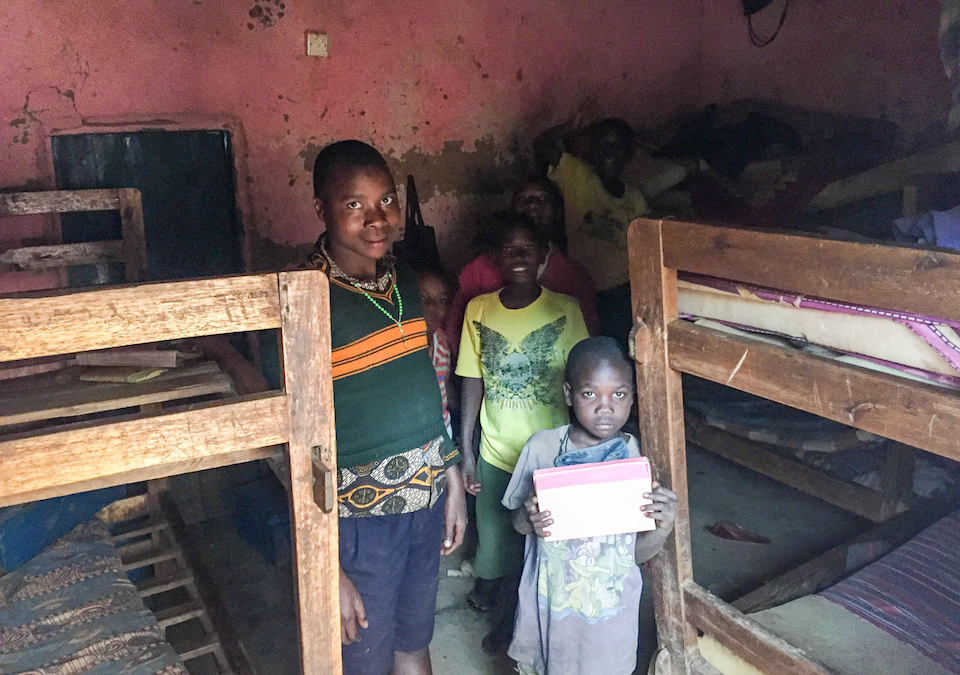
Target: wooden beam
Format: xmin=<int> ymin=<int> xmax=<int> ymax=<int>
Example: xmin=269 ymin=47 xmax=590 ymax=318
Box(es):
xmin=657 ymin=219 xmax=960 ymax=323
xmin=117 ymin=188 xmax=147 ymax=282
xmin=686 ymin=423 xmax=897 ymax=523
xmin=0 ymin=275 xmax=282 ymax=362
xmin=628 ymin=218 xmax=698 ymax=674
xmin=0 ymin=393 xmax=288 ymax=506
xmin=0 ymin=241 xmax=124 ymax=272
xmin=0 ymin=371 xmax=233 ymax=426
xmin=682 ymin=582 xmax=835 ymax=675
xmin=278 ymin=270 xmax=342 ymax=675
xmin=732 ymin=497 xmax=959 ymax=613
xmin=0 ymin=189 xmax=122 ymax=215
xmin=668 ymin=321 xmax=960 ymax=461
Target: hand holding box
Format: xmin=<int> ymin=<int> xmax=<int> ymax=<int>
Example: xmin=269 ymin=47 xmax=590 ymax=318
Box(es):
xmin=533 ymin=457 xmax=655 ymax=542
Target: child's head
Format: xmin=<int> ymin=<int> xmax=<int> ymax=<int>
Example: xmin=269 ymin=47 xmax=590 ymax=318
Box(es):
xmin=312 ymin=140 xmax=400 ymax=264
xmin=587 ymin=118 xmax=635 ymax=185
xmin=417 ymin=268 xmax=454 ymax=335
xmin=510 ymin=177 xmax=564 ymax=235
xmin=564 ymin=336 xmax=634 ymax=443
xmin=490 ymin=212 xmax=548 ymax=286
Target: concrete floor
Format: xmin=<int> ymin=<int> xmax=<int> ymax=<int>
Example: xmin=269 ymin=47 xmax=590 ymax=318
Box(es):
xmin=179 ymin=444 xmax=870 ymax=675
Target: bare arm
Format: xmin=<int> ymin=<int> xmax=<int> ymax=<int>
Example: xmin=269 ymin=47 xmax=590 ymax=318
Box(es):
xmin=459 ymin=376 xmax=484 ymax=494
xmin=634 ymin=483 xmax=678 ymax=564
xmin=534 ymin=122 xmax=572 ymax=172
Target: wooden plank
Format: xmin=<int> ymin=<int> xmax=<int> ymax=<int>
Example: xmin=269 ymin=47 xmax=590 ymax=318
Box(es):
xmin=627 ymin=218 xmax=698 ymax=673
xmin=0 ymin=189 xmax=121 ymax=215
xmin=0 ymin=241 xmax=123 ymax=272
xmin=0 ymin=393 xmax=289 ymax=506
xmin=668 ymin=321 xmax=960 ymax=462
xmin=0 ymin=371 xmax=233 ymax=425
xmin=136 ymin=569 xmax=195 ymax=598
xmin=278 ymin=270 xmax=342 ymax=675
xmin=657 ymin=219 xmax=960 ymax=323
xmin=76 ymin=349 xmax=184 ymax=368
xmin=0 ymin=444 xmax=277 ymax=508
xmin=155 ymin=600 xmax=205 ymax=629
xmin=0 ymin=275 xmax=282 ymax=362
xmin=807 ymin=141 xmax=960 ymax=211
xmin=733 ymin=499 xmax=958 ymax=614
xmin=682 ymin=582 xmax=835 ymax=675
xmin=117 ymin=188 xmax=147 ymax=282
xmin=686 ymin=423 xmax=896 ymax=523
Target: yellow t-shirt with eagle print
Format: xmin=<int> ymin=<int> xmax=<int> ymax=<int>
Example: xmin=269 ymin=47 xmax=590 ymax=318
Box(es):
xmin=456 ymin=287 xmax=589 ymax=472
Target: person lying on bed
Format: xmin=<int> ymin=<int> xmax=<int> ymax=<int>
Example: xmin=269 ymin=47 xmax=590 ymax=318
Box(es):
xmin=503 ymin=336 xmax=677 ymax=675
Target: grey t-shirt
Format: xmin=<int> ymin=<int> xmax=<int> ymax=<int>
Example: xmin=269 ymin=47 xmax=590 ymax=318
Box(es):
xmin=502 ymin=426 xmax=644 ymax=675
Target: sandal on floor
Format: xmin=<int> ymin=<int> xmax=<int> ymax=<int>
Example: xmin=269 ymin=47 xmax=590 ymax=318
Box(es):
xmin=466 ymin=577 xmax=500 ymax=613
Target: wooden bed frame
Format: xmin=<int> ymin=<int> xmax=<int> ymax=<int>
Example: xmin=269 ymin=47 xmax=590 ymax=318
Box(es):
xmin=0 ymin=188 xmax=147 ymax=282
xmin=0 ymin=271 xmax=342 ymax=675
xmin=628 ymin=217 xmax=960 ymax=675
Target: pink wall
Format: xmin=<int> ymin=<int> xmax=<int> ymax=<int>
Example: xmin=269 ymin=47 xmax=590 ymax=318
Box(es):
xmin=699 ymin=0 xmax=950 ymax=138
xmin=0 ymin=0 xmax=701 ymax=273
xmin=0 ymin=0 xmax=952 ymax=279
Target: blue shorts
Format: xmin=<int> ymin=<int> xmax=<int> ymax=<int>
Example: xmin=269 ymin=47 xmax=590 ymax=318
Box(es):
xmin=339 ymin=492 xmax=446 ymax=675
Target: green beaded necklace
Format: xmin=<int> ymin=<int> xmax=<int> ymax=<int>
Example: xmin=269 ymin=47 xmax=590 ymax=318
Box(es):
xmin=352 ymin=273 xmax=405 ymax=336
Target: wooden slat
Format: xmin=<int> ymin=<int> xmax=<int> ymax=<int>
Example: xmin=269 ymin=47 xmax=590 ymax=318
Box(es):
xmin=175 ymin=636 xmax=222 ymax=661
xmin=0 ymin=371 xmax=233 ymax=425
xmin=0 ymin=189 xmax=121 ymax=215
xmin=155 ymin=600 xmax=205 ymax=629
xmin=686 ymin=424 xmax=897 ymax=523
xmin=278 ymin=270 xmax=342 ymax=675
xmin=136 ymin=569 xmax=195 ymax=598
xmin=0 ymin=393 xmax=289 ymax=506
xmin=0 ymin=275 xmax=282 ymax=362
xmin=628 ymin=218 xmax=698 ymax=673
xmin=656 ymin=219 xmax=960 ymax=322
xmin=733 ymin=499 xmax=958 ymax=614
xmin=117 ymin=188 xmax=147 ymax=282
xmin=683 ymin=582 xmax=835 ymax=675
xmin=0 ymin=241 xmax=123 ymax=272
xmin=668 ymin=321 xmax=960 ymax=461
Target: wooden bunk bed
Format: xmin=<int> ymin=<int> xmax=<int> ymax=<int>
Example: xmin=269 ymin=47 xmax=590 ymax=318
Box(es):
xmin=0 ymin=271 xmax=342 ymax=675
xmin=627 ymin=217 xmax=960 ymax=675
xmin=0 ymin=188 xmax=147 ymax=283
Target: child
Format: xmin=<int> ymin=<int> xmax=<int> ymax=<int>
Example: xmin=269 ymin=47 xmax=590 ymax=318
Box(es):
xmin=443 ymin=179 xmax=600 ymax=359
xmin=502 ymin=336 xmax=678 ymax=675
xmin=535 ymin=119 xmax=648 ymax=356
xmin=304 ymin=140 xmax=467 ymax=675
xmin=455 ymin=213 xmax=589 ymax=634
xmin=417 ymin=268 xmax=458 ymax=438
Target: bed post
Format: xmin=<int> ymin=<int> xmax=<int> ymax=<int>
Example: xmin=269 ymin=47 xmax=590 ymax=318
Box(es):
xmin=279 ymin=270 xmax=343 ymax=675
xmin=628 ymin=218 xmax=698 ymax=674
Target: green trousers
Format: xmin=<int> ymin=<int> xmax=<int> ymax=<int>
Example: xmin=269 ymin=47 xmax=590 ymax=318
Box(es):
xmin=473 ymin=456 xmax=526 ymax=580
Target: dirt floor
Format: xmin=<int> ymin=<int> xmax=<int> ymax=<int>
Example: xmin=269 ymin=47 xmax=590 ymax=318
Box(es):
xmin=179 ymin=443 xmax=870 ymax=675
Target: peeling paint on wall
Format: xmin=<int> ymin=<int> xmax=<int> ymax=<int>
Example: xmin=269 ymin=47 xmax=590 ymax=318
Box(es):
xmin=247 ymin=0 xmax=285 ymax=29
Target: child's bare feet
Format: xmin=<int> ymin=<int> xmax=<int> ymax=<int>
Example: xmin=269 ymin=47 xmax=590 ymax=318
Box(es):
xmin=467 ymin=577 xmax=500 ymax=613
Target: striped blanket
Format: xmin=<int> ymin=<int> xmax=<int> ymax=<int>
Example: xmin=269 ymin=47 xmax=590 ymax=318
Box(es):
xmin=0 ymin=519 xmax=187 ymax=675
xmin=821 ymin=510 xmax=960 ymax=675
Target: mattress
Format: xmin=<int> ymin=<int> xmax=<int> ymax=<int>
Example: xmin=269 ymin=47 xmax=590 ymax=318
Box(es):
xmin=698 ymin=510 xmax=960 ymax=675
xmin=678 ymin=274 xmax=960 ymax=388
xmin=0 ymin=519 xmax=187 ymax=675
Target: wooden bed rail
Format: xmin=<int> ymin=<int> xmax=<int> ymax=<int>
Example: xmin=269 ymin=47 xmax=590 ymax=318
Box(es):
xmin=626 ymin=217 xmax=960 ymax=675
xmin=0 ymin=188 xmax=147 ymax=281
xmin=0 ymin=270 xmax=341 ymax=675
xmin=660 ymin=220 xmax=960 ymax=324
xmin=0 ymin=275 xmax=281 ymax=361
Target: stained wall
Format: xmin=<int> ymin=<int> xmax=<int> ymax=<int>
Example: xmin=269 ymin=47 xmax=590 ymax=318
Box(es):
xmin=0 ymin=0 xmax=952 ymax=277
xmin=0 ymin=0 xmax=702 ymax=273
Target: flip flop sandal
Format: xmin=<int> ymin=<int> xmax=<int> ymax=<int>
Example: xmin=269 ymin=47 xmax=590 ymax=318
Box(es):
xmin=705 ymin=521 xmax=771 ymax=544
